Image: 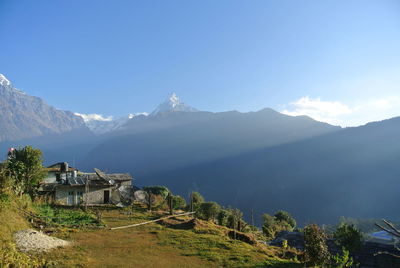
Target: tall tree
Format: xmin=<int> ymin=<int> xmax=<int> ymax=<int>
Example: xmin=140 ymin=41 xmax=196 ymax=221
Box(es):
xmin=6 ymin=146 xmax=46 ymax=197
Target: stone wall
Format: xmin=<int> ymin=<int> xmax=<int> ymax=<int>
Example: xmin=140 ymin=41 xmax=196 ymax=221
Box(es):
xmin=55 ymin=186 xmax=114 ymax=205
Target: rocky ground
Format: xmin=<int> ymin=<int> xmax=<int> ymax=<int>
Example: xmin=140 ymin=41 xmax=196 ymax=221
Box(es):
xmin=14 ymin=229 xmax=70 ymax=252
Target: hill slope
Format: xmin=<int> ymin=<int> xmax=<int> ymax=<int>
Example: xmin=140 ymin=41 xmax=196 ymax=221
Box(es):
xmin=140 ymin=117 xmax=400 ymax=225
xmin=81 ymin=108 xmax=339 ymax=176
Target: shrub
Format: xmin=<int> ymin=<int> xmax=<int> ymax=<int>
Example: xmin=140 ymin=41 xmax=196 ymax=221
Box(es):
xmin=143 ymin=186 xmax=170 ymax=199
xmin=262 ymin=212 xmax=295 ymax=239
xmin=274 ymin=210 xmax=296 ymax=229
xmin=304 ymin=224 xmax=330 ymax=267
xmin=171 ymin=195 xmax=186 ymax=210
xmin=331 ymin=247 xmax=355 ymax=268
xmin=0 ymin=242 xmax=47 ymax=267
xmin=227 ymin=208 xmax=245 ymax=231
xmin=217 ymin=209 xmax=229 ymax=226
xmin=197 ymin=202 xmax=221 ymax=221
xmin=191 ymin=191 xmax=204 ymax=207
xmin=333 ymin=223 xmax=363 ymax=253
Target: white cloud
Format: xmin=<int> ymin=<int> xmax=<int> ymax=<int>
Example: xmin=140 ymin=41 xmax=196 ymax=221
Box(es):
xmin=74 ymin=113 xmax=113 ymax=122
xmin=281 ymin=96 xmax=400 ymax=127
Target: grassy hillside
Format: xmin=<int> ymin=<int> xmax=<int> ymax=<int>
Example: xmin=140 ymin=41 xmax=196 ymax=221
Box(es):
xmin=38 ymin=206 xmax=301 ymax=267
xmin=0 ymin=195 xmax=48 ymax=267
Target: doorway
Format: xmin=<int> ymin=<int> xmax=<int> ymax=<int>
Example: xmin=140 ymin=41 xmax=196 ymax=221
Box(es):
xmin=68 ymin=191 xmax=75 ymax=205
xmin=104 ymin=190 xmax=110 ymax=204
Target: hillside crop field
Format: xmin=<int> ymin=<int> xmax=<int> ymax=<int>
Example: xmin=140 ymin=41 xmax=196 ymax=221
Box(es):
xmin=37 ymin=206 xmax=301 ymax=268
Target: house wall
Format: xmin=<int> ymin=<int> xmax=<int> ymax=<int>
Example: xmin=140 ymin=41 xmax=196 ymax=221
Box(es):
xmin=55 ymin=186 xmax=115 ymax=205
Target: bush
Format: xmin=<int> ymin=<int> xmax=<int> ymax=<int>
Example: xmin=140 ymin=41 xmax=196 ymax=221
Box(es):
xmin=143 ymin=186 xmax=170 ymax=199
xmin=217 ymin=209 xmax=229 ymax=226
xmin=304 ymin=224 xmax=330 ymax=267
xmin=190 ymin=191 xmax=204 ymax=208
xmin=227 ymin=208 xmax=246 ymax=231
xmin=262 ymin=211 xmax=295 ymax=239
xmin=197 ymin=202 xmax=221 ymax=221
xmin=171 ymin=195 xmax=186 ymax=210
xmin=0 ymin=242 xmax=47 ymax=267
xmin=274 ymin=210 xmax=296 ymax=229
xmin=331 ymin=247 xmax=355 ymax=268
xmin=333 ymin=223 xmax=363 ymax=253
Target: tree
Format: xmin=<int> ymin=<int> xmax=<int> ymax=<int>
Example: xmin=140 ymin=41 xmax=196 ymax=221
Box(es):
xmin=143 ymin=186 xmax=170 ymax=199
xmin=333 ymin=223 xmax=363 ymax=253
xmin=227 ymin=208 xmax=246 ymax=231
xmin=274 ymin=210 xmax=296 ymax=229
xmin=217 ymin=209 xmax=229 ymax=226
xmin=191 ymin=191 xmax=204 ymax=205
xmin=262 ymin=211 xmax=295 ymax=239
xmin=304 ymin=224 xmax=330 ymax=267
xmin=262 ymin=213 xmax=278 ymax=238
xmin=6 ymin=146 xmax=46 ymax=197
xmin=197 ymin=202 xmax=221 ymax=221
xmin=171 ymin=195 xmax=186 ymax=210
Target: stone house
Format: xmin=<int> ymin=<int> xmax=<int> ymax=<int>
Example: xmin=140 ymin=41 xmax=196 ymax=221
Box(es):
xmin=40 ymin=162 xmax=133 ymax=206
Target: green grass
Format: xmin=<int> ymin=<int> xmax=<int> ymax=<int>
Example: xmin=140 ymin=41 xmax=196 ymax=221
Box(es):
xmin=39 ymin=207 xmax=302 ymax=267
xmin=155 ymin=227 xmax=301 ymax=267
xmin=0 ymin=201 xmax=302 ymax=267
xmin=0 ymin=194 xmax=49 ymax=267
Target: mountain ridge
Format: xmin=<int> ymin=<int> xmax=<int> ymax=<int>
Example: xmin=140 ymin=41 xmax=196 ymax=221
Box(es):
xmin=0 ymin=74 xmax=88 ymax=142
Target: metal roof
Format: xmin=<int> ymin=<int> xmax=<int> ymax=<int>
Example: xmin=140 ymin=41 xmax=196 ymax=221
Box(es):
xmin=67 ymin=176 xmax=88 ymax=186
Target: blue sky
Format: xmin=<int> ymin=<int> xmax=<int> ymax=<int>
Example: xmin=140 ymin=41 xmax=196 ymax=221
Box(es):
xmin=1 ymin=0 xmax=400 ymax=126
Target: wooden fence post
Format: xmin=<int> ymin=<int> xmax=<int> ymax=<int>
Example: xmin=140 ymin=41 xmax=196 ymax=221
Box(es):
xmin=168 ymin=193 xmax=173 ymax=215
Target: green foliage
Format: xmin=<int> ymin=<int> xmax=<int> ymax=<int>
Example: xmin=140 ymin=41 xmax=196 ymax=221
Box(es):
xmin=304 ymin=224 xmax=330 ymax=267
xmin=282 ymin=239 xmax=288 ymax=249
xmin=5 ymin=146 xmax=46 ymax=197
xmin=217 ymin=209 xmax=229 ymax=226
xmin=262 ymin=211 xmax=295 ymax=239
xmin=274 ymin=210 xmax=296 ymax=229
xmin=197 ymin=202 xmax=221 ymax=221
xmin=331 ymin=248 xmax=355 ymax=268
xmin=143 ymin=185 xmax=170 ymax=199
xmin=35 ymin=204 xmax=100 ymax=227
xmin=338 ymin=216 xmax=386 ymax=233
xmin=191 ymin=192 xmax=204 ymax=204
xmin=227 ymin=208 xmax=247 ymax=231
xmin=333 ymin=223 xmax=363 ymax=253
xmin=0 ymin=241 xmax=47 ymax=268
xmin=0 ymin=166 xmax=12 ymax=196
xmin=171 ymin=195 xmax=186 ymax=210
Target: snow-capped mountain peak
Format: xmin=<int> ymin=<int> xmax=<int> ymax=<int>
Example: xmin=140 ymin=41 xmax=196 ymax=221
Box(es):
xmin=75 ymin=112 xmax=149 ymax=135
xmin=169 ymin=92 xmax=179 ymax=107
xmin=150 ymin=93 xmax=197 ymax=116
xmin=74 ymin=113 xmax=113 ymax=122
xmin=0 ymin=74 xmax=11 ymax=87
xmin=128 ymin=112 xmax=149 ymax=119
